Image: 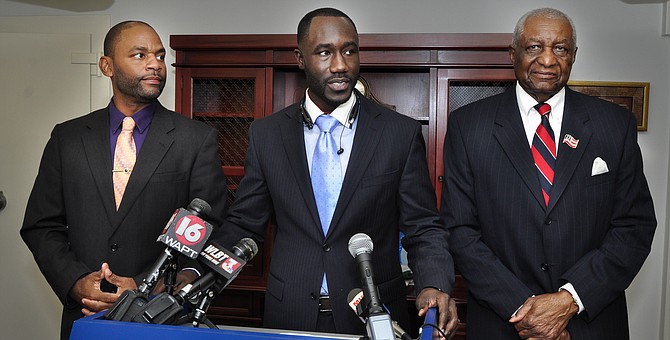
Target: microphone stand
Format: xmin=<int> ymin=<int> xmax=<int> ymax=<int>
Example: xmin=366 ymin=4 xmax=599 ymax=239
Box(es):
xmin=163 ymin=259 xmax=178 ymax=295
xmin=190 ymin=287 xmax=217 ymax=328
xmin=173 ymin=278 xmax=222 ymax=329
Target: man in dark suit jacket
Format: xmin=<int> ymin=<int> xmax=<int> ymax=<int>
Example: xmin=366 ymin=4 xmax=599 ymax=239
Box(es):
xmin=441 ymin=8 xmax=656 ymax=340
xmin=20 ymin=21 xmax=227 ymax=339
xmin=212 ymin=7 xmax=458 ymax=337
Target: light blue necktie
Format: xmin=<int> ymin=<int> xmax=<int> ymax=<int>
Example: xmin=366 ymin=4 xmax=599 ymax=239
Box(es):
xmin=312 ymin=114 xmax=342 ymax=296
xmin=311 ymin=114 xmax=343 ymax=235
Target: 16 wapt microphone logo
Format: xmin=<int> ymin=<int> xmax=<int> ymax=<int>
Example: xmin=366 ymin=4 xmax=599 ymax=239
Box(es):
xmin=158 ymin=208 xmax=212 ymax=259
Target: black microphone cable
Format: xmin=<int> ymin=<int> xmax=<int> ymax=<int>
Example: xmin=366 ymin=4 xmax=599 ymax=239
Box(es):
xmin=337 ymin=123 xmax=345 ymax=155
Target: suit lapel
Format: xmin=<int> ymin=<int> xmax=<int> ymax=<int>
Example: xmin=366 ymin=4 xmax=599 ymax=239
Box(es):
xmin=493 ymin=89 xmax=547 ymax=208
xmin=547 ymin=88 xmax=592 ymax=211
xmin=82 ymin=109 xmax=116 ymax=224
xmin=328 ymin=98 xmax=381 ymax=236
xmin=279 ymin=105 xmax=323 ymax=229
xmin=112 ymin=105 xmax=175 ymax=228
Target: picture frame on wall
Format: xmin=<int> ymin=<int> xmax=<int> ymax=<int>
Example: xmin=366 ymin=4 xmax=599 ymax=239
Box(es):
xmin=568 ymin=80 xmax=650 ymax=131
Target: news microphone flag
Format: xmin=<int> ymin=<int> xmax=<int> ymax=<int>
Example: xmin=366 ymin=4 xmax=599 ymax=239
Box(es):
xmin=199 ymin=240 xmax=249 ymax=281
xmin=157 ymin=205 xmax=213 ymax=259
xmin=139 ymin=198 xmax=213 ymax=294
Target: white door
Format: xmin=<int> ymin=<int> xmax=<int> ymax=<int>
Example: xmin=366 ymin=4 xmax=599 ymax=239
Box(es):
xmin=0 ymin=16 xmax=109 ymax=340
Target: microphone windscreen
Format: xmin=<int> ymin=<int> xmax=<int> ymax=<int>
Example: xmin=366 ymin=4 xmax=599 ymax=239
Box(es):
xmin=187 ymin=198 xmax=212 ymax=217
xmin=233 ymin=238 xmax=259 ymax=260
xmin=348 ymin=233 xmax=373 ymax=257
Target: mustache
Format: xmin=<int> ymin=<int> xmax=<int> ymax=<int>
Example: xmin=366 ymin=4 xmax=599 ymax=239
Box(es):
xmin=141 ymin=73 xmax=164 ymax=81
xmin=326 ymin=75 xmax=353 ymax=83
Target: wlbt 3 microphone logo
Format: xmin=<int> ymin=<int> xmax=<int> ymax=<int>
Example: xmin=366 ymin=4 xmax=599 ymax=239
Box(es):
xmin=200 ymin=241 xmax=247 ymax=279
xmin=219 ymin=256 xmax=241 ymax=274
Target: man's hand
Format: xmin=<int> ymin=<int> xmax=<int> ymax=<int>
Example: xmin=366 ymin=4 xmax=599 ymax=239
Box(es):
xmin=71 ymin=263 xmax=137 ymax=316
xmin=151 ymin=269 xmax=199 ymax=295
xmin=526 ymin=329 xmax=572 ymax=340
xmin=509 ymin=291 xmax=578 ymax=339
xmin=416 ymin=287 xmax=458 ymax=339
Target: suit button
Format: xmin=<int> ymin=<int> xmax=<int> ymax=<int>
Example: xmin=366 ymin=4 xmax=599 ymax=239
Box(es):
xmin=322 ymin=244 xmax=331 ymax=252
xmin=544 ymin=218 xmax=552 ymax=225
xmin=110 ymin=244 xmax=119 ymax=252
xmin=541 ymin=263 xmax=549 ymax=271
xmin=310 ymin=293 xmax=317 ymax=300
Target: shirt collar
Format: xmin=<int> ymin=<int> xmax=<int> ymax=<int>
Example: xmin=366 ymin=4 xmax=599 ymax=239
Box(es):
xmin=304 ymin=89 xmax=356 ymax=129
xmin=109 ymin=99 xmax=156 ymax=133
xmin=515 ymin=82 xmax=565 ymax=119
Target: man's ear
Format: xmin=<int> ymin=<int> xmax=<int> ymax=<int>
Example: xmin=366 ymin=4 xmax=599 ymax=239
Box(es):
xmin=508 ymin=44 xmax=516 ymax=64
xmin=294 ymin=49 xmax=305 ymax=70
xmin=99 ymin=56 xmax=113 ymax=77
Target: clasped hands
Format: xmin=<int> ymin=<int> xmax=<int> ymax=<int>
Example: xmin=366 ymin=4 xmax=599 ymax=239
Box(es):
xmin=509 ymin=290 xmax=578 ymax=340
xmin=69 ymin=262 xmax=197 ymax=316
xmin=416 ymin=287 xmax=459 ymax=339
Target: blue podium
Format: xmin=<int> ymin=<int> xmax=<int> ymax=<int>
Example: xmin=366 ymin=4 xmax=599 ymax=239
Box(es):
xmin=71 ymin=313 xmax=361 ymax=340
xmin=72 ymin=308 xmax=437 ymax=340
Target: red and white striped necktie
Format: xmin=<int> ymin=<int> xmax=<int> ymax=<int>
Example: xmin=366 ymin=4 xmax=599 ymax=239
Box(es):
xmin=531 ymin=103 xmax=555 ymax=206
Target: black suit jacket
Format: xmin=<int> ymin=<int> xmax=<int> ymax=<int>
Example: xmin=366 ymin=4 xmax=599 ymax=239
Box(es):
xmin=20 ymin=103 xmax=228 ymax=339
xmin=214 ymin=95 xmax=453 ymax=335
xmin=441 ymin=87 xmax=656 ymax=339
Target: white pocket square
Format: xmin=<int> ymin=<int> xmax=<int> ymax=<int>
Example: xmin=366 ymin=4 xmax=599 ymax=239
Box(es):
xmin=591 ymin=157 xmax=609 ymax=176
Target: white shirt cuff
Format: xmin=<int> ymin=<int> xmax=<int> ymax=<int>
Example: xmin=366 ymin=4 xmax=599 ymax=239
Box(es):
xmin=511 ymin=294 xmax=535 ymax=318
xmin=560 ymin=283 xmax=584 ymax=314
xmin=181 ymin=267 xmax=201 ymax=277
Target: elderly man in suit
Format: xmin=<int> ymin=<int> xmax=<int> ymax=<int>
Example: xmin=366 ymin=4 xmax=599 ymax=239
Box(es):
xmin=212 ymin=7 xmax=458 ymax=338
xmin=441 ymin=7 xmax=656 ymax=340
xmin=21 ymin=21 xmax=228 ymax=339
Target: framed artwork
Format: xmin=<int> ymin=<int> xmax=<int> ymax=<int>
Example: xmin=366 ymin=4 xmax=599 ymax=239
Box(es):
xmin=568 ymin=81 xmax=650 ymax=131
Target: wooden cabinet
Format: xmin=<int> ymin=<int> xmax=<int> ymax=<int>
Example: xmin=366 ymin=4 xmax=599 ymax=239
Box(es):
xmin=171 ymin=33 xmax=515 ymax=338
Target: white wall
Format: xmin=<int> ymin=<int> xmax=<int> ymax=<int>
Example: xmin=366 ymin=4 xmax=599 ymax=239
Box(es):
xmin=1 ymin=0 xmax=668 ymax=339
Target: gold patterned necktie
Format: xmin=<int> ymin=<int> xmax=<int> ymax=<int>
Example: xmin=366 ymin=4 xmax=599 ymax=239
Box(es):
xmin=113 ymin=117 xmax=136 ymax=210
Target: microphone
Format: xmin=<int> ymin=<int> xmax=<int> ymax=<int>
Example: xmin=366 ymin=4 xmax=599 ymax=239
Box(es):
xmin=176 ymin=238 xmax=259 ymax=305
xmin=348 ymin=288 xmax=414 ymax=340
xmin=348 ymin=233 xmax=384 ymax=314
xmin=116 ymin=238 xmax=259 ymax=326
xmin=337 ymin=147 xmax=344 ymax=155
xmin=104 ymin=198 xmax=214 ymax=322
xmin=348 ymin=233 xmax=396 ymax=340
xmin=137 ymin=198 xmax=214 ymax=294
xmin=168 ymin=238 xmax=258 ymax=327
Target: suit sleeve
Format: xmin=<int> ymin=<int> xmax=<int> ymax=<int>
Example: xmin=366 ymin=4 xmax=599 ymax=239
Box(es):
xmin=172 ymin=126 xmax=229 ymax=274
xmin=561 ymin=112 xmax=656 ymax=321
xmin=211 ymin=123 xmax=272 ymax=249
xmin=20 ymin=125 xmax=91 ymax=303
xmin=399 ymin=123 xmax=455 ymax=294
xmin=441 ymin=110 xmax=534 ymax=318
xmin=185 ymin=127 xmax=229 ymax=227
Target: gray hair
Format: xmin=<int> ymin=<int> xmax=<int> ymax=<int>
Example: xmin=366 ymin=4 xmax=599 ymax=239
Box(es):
xmin=512 ymin=8 xmax=577 ymax=49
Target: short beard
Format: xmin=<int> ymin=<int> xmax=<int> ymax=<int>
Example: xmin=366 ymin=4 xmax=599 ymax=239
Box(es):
xmin=304 ymin=71 xmax=353 ymax=110
xmin=115 ymin=68 xmax=164 ymax=103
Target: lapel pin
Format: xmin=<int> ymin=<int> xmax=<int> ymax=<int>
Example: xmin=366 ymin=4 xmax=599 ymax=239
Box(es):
xmin=562 ymin=134 xmax=579 ymax=149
